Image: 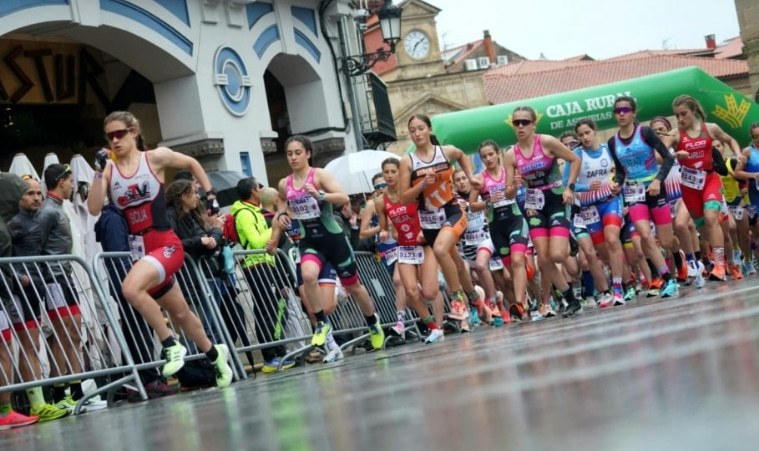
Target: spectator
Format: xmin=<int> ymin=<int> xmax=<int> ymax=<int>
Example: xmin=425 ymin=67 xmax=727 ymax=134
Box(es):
xmin=0 ymin=172 xmax=39 ymax=430
xmin=231 ymin=177 xmax=295 ymax=373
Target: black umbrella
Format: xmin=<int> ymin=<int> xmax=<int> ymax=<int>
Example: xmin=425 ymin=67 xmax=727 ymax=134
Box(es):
xmin=206 ymin=170 xmax=248 ymax=208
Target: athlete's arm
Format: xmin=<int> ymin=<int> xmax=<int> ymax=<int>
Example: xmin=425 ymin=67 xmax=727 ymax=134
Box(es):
xmin=707 ymin=122 xmax=742 ymax=157
xmin=360 ymin=199 xmax=380 ymax=240
xmin=399 ymin=155 xmax=424 ymax=205
xmin=376 ymin=197 xmax=390 ymax=242
xmin=275 ymin=179 xmax=292 ymax=229
xmin=443 ymin=146 xmax=479 ymax=191
xmin=503 ymin=148 xmax=519 ymax=200
xmin=148 ymin=147 xmax=214 ymax=194
xmin=608 ymin=138 xmax=626 ymax=186
xmin=641 ymin=126 xmax=674 ymax=182
xmin=87 ymin=163 xmax=111 ymax=216
xmin=733 ymin=147 xmax=758 ymax=180
xmin=565 ymin=148 xmax=590 ymax=192
xmin=313 ymin=168 xmax=350 ymax=206
xmin=542 ymin=135 xmax=580 ymax=187
xmin=468 ymin=174 xmax=487 ymax=212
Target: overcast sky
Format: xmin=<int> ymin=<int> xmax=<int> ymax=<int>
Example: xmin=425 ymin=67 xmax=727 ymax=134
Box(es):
xmin=430 ymin=0 xmax=741 ymax=60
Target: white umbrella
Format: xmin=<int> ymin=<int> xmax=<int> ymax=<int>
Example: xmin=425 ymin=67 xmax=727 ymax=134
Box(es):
xmin=324 ymin=150 xmax=400 ymax=195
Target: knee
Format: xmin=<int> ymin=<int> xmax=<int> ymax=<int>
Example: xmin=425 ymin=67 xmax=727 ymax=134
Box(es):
xmin=510 ymin=252 xmax=525 ymax=268
xmin=121 ymin=279 xmax=143 ymax=304
xmin=405 ymin=285 xmax=421 ymax=302
xmin=300 ymin=270 xmax=319 ymax=286
xmin=549 ymin=248 xmax=567 ymax=264
xmin=474 ymin=258 xmax=489 ymax=274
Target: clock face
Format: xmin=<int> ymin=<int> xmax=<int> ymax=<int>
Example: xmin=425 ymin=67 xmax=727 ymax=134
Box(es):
xmin=404 ymin=30 xmax=430 ymax=60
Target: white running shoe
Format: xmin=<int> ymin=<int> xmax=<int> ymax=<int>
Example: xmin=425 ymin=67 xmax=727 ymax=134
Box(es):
xmin=424 ymin=329 xmax=445 ymax=344
xmin=694 ymin=261 xmax=706 ymax=289
xmin=596 ymin=293 xmax=612 ymax=308
xmin=390 ymin=321 xmax=406 ymax=339
xmin=322 ymin=346 xmax=344 ymax=363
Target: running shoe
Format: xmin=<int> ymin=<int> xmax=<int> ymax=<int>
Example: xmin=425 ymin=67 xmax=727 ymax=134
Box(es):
xmin=595 ymin=293 xmax=612 ymax=308
xmin=368 ymin=316 xmax=385 ymax=350
xmin=562 ymin=297 xmax=582 ymax=318
xmin=647 ymin=278 xmax=662 ymax=298
xmin=322 ymin=346 xmax=344 ymax=363
xmin=539 ymin=303 xmax=556 ymax=318
xmin=469 ymin=307 xmax=482 ymax=327
xmin=262 ymin=357 xmax=296 ymax=373
xmin=160 ymin=343 xmax=187 ymax=378
xmin=744 ymin=260 xmax=757 ymax=276
xmin=733 ymin=249 xmax=743 ymax=265
xmin=0 ymin=410 xmax=39 ymax=430
xmin=694 ymin=261 xmax=706 ymax=288
xmin=30 ymin=402 xmax=69 ymax=422
xmin=55 ymin=395 xmax=108 ymax=414
xmin=624 ymin=286 xmax=636 ymax=302
xmin=211 ymin=344 xmax=234 ymax=388
xmin=510 ymin=304 xmax=526 ymax=322
xmin=390 ymin=321 xmax=406 ymax=339
xmin=677 ymin=254 xmax=688 ymax=282
xmin=424 ymin=329 xmax=445 ymax=344
xmin=660 ymin=279 xmax=679 ymax=298
xmin=612 ymin=291 xmax=626 ymax=306
xmin=709 ymin=263 xmax=727 ymax=282
xmin=729 ymin=263 xmax=743 ymax=280
xmin=448 ymin=298 xmax=468 ymax=321
xmin=686 ymin=260 xmax=700 ymax=285
xmin=312 ymin=320 xmax=332 ymax=347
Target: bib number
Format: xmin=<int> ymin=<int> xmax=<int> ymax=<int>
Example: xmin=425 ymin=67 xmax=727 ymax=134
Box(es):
xmin=579 ymin=206 xmax=600 ymax=225
xmin=398 ymin=246 xmax=424 ymax=264
xmin=489 ymin=257 xmax=504 ymax=271
xmin=680 ymin=167 xmax=706 ymax=190
xmin=290 ymin=196 xmax=321 ymax=220
xmin=524 ymin=188 xmax=545 ymax=210
xmin=464 ymin=229 xmax=487 ymax=245
xmin=419 ymin=209 xmax=446 ymax=229
xmin=128 ymin=235 xmax=146 ymax=260
xmin=623 ymin=183 xmax=646 ymax=204
xmin=383 ymin=246 xmax=399 ymax=265
xmin=490 ymin=187 xmax=514 ymax=208
xmin=729 ymin=205 xmax=745 ymax=221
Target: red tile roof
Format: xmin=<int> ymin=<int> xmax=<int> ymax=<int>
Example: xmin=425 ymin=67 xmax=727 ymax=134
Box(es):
xmin=484 ymin=54 xmax=749 ymax=104
xmin=605 ymin=49 xmax=711 ymax=60
xmin=443 ymin=40 xmax=484 ymax=67
xmin=715 ymin=36 xmax=744 ymax=59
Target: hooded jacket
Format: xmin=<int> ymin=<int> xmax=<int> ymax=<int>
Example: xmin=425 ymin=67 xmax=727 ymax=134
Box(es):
xmin=230 ymin=200 xmax=273 ymax=267
xmin=0 ymin=173 xmax=33 ymax=296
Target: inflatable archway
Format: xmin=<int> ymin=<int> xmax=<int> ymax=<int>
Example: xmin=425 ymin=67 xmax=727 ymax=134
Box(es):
xmin=425 ymin=66 xmax=759 ymax=154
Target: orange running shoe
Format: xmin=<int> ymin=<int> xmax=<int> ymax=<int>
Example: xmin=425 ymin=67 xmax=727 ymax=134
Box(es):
xmin=729 ymin=263 xmax=743 ymax=281
xmin=709 ymin=263 xmax=727 ymax=282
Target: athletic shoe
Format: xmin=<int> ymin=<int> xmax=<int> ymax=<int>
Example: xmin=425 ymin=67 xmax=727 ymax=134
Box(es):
xmin=624 ymin=286 xmax=636 ymax=302
xmin=612 ymin=291 xmax=626 ymax=306
xmin=322 ymin=346 xmax=344 ymax=363
xmin=694 ymin=261 xmax=706 ymax=288
xmin=595 ymin=293 xmax=612 ymax=308
xmin=390 ymin=321 xmax=406 ymax=339
xmin=56 ymin=395 xmax=108 ymax=414
xmin=709 ymin=263 xmax=727 ymax=282
xmin=368 ymin=317 xmax=385 ymax=350
xmin=677 ymin=256 xmax=688 ymax=282
xmin=660 ymin=279 xmax=679 ymax=298
xmin=0 ymin=410 xmax=39 ymax=430
xmin=562 ymin=297 xmax=582 ymax=317
xmin=743 ymin=260 xmax=757 ymax=276
xmin=469 ymin=307 xmax=482 ymax=326
xmin=30 ymin=403 xmax=69 ymax=422
xmin=311 ymin=321 xmax=332 ymax=347
xmin=733 ymin=249 xmax=742 ymax=265
xmin=729 ymin=263 xmax=743 ymax=280
xmin=424 ymin=329 xmax=445 ymax=344
xmin=539 ymin=304 xmax=556 ymax=318
xmin=647 ymin=278 xmax=662 ymax=298
xmin=262 ymin=357 xmax=296 ymax=373
xmin=509 ymin=304 xmax=526 ymax=322
xmin=448 ymin=297 xmax=468 ymax=321
xmin=211 ymin=344 xmax=234 ymax=388
xmin=686 ymin=260 xmax=700 ymax=285
xmin=160 ymin=343 xmax=187 ymax=378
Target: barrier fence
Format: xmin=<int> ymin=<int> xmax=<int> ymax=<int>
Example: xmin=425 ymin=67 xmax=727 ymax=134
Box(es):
xmin=0 ymin=247 xmax=435 ymax=413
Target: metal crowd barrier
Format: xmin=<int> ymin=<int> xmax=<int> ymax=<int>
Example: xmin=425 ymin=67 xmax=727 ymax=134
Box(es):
xmin=0 ymin=255 xmax=146 ymax=413
xmin=91 ymin=252 xmax=248 ymax=386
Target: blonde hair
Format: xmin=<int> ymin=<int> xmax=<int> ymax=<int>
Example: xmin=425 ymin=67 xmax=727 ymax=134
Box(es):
xmin=104 ymin=111 xmax=145 ymax=150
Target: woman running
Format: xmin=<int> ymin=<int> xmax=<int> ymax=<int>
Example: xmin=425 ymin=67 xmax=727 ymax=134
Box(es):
xmin=664 ymin=95 xmax=743 ymax=281
xmin=503 ymin=106 xmax=582 ymax=317
xmin=469 ymin=140 xmax=529 ymax=318
xmin=399 ymin=114 xmax=482 ymax=330
xmin=608 ymin=96 xmax=679 ymax=298
xmin=376 ymin=158 xmax=445 ymax=343
xmin=732 ymin=123 xmax=759 ymax=273
xmin=275 ymin=136 xmax=385 ymax=350
xmin=87 ymin=111 xmax=233 ymax=388
xmin=572 ymin=118 xmax=626 ymax=306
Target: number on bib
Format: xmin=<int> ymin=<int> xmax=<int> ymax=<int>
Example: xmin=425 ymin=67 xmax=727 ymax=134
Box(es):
xmin=464 ymin=229 xmax=487 ymax=246
xmin=290 ymin=196 xmax=321 ymax=220
xmin=128 ymin=235 xmax=146 ymax=260
xmin=680 ymin=167 xmax=706 ymax=190
xmin=579 ymin=205 xmax=600 ymax=224
xmin=383 ymin=246 xmax=399 ymax=265
xmin=623 ymin=183 xmax=646 ymax=204
xmin=524 ymin=188 xmax=545 ymax=210
xmin=398 ymin=246 xmax=424 ymax=264
xmin=729 ymin=205 xmax=744 ymax=221
xmin=419 ymin=209 xmax=446 ymax=229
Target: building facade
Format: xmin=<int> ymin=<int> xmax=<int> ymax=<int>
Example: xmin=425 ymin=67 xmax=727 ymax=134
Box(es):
xmin=0 ymin=0 xmax=361 ymax=186
xmin=736 ymin=0 xmax=759 ymax=100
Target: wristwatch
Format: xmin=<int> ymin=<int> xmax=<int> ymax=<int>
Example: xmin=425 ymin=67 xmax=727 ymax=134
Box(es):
xmin=568 ymin=183 xmax=576 ymax=190
xmin=206 ymin=188 xmax=217 ymax=197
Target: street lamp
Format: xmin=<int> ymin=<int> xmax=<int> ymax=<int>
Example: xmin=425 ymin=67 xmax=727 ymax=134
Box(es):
xmin=341 ymin=1 xmax=403 ymax=76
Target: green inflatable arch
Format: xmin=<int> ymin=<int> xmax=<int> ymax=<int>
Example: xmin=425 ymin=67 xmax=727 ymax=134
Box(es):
xmin=419 ymin=66 xmax=759 ymax=154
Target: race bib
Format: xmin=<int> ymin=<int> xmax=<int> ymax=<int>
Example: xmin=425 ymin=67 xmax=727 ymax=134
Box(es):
xmin=729 ymin=205 xmax=745 ymax=221
xmin=579 ymin=205 xmax=600 ymax=224
xmin=573 ymin=214 xmax=585 ymax=228
xmin=489 ymin=257 xmax=504 ymax=271
xmin=419 ymin=209 xmax=446 ymax=229
xmin=288 ymin=248 xmax=301 ymax=264
xmin=290 ymin=196 xmax=321 ymax=220
xmin=464 ymin=229 xmax=487 ymax=246
xmin=45 ymin=283 xmax=66 ymax=310
xmin=398 ymin=245 xmax=424 ymax=264
xmin=383 ymin=246 xmax=399 ymax=265
xmin=466 ymin=211 xmax=485 ymax=231
xmin=524 ymin=188 xmax=545 ymax=210
xmin=128 ymin=234 xmax=146 ymax=260
xmin=623 ymin=183 xmax=646 ymax=204
xmin=490 ymin=188 xmax=514 ymax=208
xmin=720 ymin=201 xmax=729 ymax=216
xmin=680 ymin=167 xmax=706 ymax=190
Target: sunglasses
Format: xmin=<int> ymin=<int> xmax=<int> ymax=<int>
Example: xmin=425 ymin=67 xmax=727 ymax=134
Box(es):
xmin=512 ymin=119 xmax=533 ymax=127
xmin=373 ymin=182 xmax=387 ymax=190
xmin=614 ymin=107 xmax=633 ymax=115
xmin=55 ymin=164 xmax=72 ymax=181
xmin=565 ymin=140 xmax=579 ymax=148
xmin=105 ymin=128 xmax=133 ymax=142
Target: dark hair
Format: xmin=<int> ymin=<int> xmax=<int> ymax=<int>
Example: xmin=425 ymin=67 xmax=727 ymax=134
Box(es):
xmin=649 ymin=116 xmax=672 ymax=132
xmin=750 ymin=123 xmax=759 ymax=138
xmin=672 ymin=95 xmax=706 ymax=122
xmin=381 ymin=157 xmax=399 ymax=171
xmin=614 ymin=96 xmax=637 ymax=111
xmin=236 ymin=177 xmax=259 ymax=201
xmin=478 ymin=140 xmax=500 ymax=155
xmin=43 ymin=163 xmax=71 ymax=191
xmin=408 ymin=114 xmax=441 ymax=146
xmin=174 ymin=169 xmax=194 ymax=182
xmin=371 ymin=172 xmax=384 ymax=184
xmin=285 ymin=135 xmax=314 ymax=154
xmin=574 ymin=118 xmax=598 ymax=132
xmin=512 ymin=106 xmax=537 ymax=122
xmin=559 ymin=131 xmax=579 ymax=142
xmin=166 ymin=179 xmax=209 ymax=232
